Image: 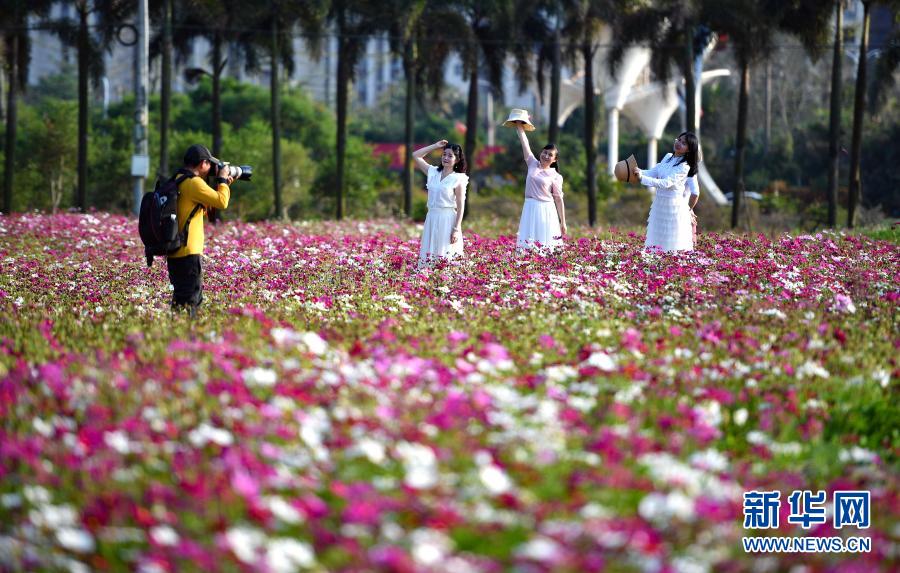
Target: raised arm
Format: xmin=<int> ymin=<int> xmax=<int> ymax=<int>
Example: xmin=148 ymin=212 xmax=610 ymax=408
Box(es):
xmin=413 ymin=140 xmax=448 ymax=175
xmin=516 ymin=125 xmax=535 ymax=163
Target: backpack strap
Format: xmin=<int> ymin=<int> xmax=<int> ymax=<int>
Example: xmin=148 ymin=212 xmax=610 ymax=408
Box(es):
xmin=172 ymin=171 xmax=203 ymax=247
xmin=181 ymin=203 xmax=203 ymax=246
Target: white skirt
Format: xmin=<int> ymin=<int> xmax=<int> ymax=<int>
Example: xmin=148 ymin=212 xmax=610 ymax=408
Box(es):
xmin=645 ymin=193 xmax=693 ymax=252
xmin=419 ymin=207 xmax=462 ymax=266
xmin=517 ymin=198 xmax=562 ymax=251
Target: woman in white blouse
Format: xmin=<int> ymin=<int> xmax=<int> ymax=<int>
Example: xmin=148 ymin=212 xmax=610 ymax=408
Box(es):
xmin=412 ymin=140 xmax=469 ymax=266
xmin=632 ymin=131 xmax=700 ymax=252
xmin=514 ymin=124 xmax=567 ymax=251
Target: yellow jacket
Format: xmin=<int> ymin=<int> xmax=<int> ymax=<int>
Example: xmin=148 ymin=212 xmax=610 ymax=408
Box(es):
xmin=168 ymin=174 xmax=230 ymax=258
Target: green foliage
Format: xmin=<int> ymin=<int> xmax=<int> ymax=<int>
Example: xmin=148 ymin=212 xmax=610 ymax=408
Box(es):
xmin=9 ymin=99 xmax=79 ymax=211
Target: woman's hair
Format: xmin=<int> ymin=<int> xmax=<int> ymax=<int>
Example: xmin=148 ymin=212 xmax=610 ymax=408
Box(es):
xmin=672 ymin=131 xmax=700 ymax=177
xmin=442 ymin=143 xmax=467 ymax=173
xmin=542 ymin=144 xmax=560 ymax=174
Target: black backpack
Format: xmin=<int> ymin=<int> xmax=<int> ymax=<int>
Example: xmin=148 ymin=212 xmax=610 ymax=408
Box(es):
xmin=138 ymin=169 xmax=203 ymax=267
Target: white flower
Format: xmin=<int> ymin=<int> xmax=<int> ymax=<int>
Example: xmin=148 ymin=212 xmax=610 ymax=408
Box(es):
xmin=410 ymin=529 xmax=453 ymax=566
xmin=797 ymin=360 xmax=830 ymax=379
xmin=266 ymin=538 xmax=315 ymax=572
xmin=638 ymin=492 xmax=695 ymax=524
xmin=542 ymin=365 xmax=578 ymax=383
xmin=266 ymin=496 xmax=304 ymax=525
xmin=838 ymin=446 xmax=878 ymax=464
xmin=188 ymin=423 xmax=234 ymax=448
xmin=515 ymin=537 xmax=561 ymax=561
xmin=354 ymin=437 xmax=386 ymax=465
xmin=243 ymin=367 xmax=277 ymax=387
xmin=56 ymin=527 xmax=95 ymax=553
xmin=585 ymin=351 xmax=617 ymax=371
xmin=395 ymin=442 xmax=438 ymax=489
xmin=23 ymin=485 xmax=51 ymax=505
xmin=298 ymin=408 xmax=331 ymax=462
xmin=150 ymin=525 xmax=179 ymax=546
xmin=299 ymin=332 xmax=327 ymax=356
xmin=270 ymin=327 xmax=298 ymax=347
xmin=30 ymin=504 xmax=78 ymax=529
xmin=689 ymin=449 xmax=729 ymax=472
xmin=479 ymin=464 xmax=513 ymax=495
xmin=226 ymin=526 xmax=265 ymax=564
xmin=32 ymin=417 xmax=54 ymax=437
xmin=733 ymin=408 xmax=749 ymax=426
xmin=104 ymin=430 xmax=134 ymax=454
xmin=696 ymin=400 xmax=722 ymax=427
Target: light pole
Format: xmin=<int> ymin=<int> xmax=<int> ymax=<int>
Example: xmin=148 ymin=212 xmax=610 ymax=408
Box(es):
xmin=131 ymin=0 xmax=150 ymax=215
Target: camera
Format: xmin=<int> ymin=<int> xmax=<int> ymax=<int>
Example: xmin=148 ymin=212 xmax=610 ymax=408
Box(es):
xmin=210 ymin=160 xmax=253 ymax=182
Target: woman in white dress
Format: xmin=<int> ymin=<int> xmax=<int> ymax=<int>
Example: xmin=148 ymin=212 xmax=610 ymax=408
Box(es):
xmin=632 ymin=131 xmax=699 ymax=252
xmin=514 ymin=124 xmax=567 ymax=251
xmin=412 ymin=140 xmax=469 ymax=267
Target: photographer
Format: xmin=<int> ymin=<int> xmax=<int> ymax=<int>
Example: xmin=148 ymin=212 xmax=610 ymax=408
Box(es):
xmin=167 ymin=144 xmax=233 ymax=316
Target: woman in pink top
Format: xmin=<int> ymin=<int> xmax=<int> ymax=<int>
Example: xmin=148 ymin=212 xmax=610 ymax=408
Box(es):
xmin=514 ymin=124 xmax=567 ymax=251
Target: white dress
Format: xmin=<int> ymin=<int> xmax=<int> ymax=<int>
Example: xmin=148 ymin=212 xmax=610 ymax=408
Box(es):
xmin=419 ymin=165 xmax=468 ymax=266
xmin=641 ymin=153 xmax=693 ymax=252
xmin=517 ymin=153 xmax=564 ymax=251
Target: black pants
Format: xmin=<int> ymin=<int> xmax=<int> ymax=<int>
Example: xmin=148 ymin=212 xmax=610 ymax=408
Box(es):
xmin=167 ymin=255 xmax=203 ymax=311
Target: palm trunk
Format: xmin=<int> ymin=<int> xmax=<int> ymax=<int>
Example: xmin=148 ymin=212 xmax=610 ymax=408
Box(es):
xmin=3 ymin=34 xmax=17 ymax=214
xmin=465 ymin=65 xmax=478 ymax=175
xmin=463 ymin=64 xmax=478 ymax=219
xmin=826 ymin=2 xmax=842 ymax=227
xmin=271 ymin=17 xmax=283 ymax=220
xmin=583 ymin=42 xmax=597 ymax=227
xmin=402 ymin=36 xmax=415 ymax=218
xmin=847 ymin=1 xmax=869 ymax=228
xmin=159 ymin=0 xmax=173 ymax=176
xmin=77 ymin=7 xmax=89 ymax=211
xmin=731 ymin=62 xmax=750 ymax=229
xmin=335 ymin=26 xmax=348 ymax=220
xmin=549 ymin=20 xmax=561 ymax=144
xmin=212 ymin=31 xmax=223 ymax=158
xmin=684 ymin=24 xmax=696 ymax=133
xmin=763 ymin=59 xmax=771 ymax=155
xmin=209 ymin=30 xmax=223 ymax=223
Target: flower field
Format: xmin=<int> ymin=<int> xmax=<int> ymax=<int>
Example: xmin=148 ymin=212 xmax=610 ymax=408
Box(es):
xmin=0 ymin=212 xmax=897 ymax=572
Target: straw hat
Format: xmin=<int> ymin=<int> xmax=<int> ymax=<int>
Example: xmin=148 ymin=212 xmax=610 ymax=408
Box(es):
xmin=614 ymin=154 xmax=639 ymax=183
xmin=502 ymin=109 xmax=535 ymax=131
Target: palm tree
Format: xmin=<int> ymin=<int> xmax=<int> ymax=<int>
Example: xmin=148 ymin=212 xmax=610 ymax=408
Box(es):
xmin=826 ymin=1 xmax=844 ymax=227
xmin=455 ymin=0 xmax=513 ymax=180
xmin=847 ymin=0 xmax=900 ymax=227
xmin=46 ymin=0 xmax=133 ymax=212
xmin=564 ymin=0 xmax=614 ymax=227
xmin=609 ymin=0 xmax=702 ymax=133
xmin=703 ymin=1 xmax=780 ymax=229
xmin=777 ymin=0 xmax=837 ymax=225
xmin=509 ymin=0 xmax=565 ymax=144
xmin=382 ymin=0 xmax=427 ymax=218
xmin=1 ymin=0 xmax=53 ymax=213
xmin=179 ymin=0 xmax=259 ymax=222
xmin=253 ymin=1 xmax=328 ymax=219
xmin=847 ymin=1 xmax=871 ymax=228
xmin=329 ymin=0 xmax=378 ymax=219
xmin=153 ymin=0 xmax=175 ymax=177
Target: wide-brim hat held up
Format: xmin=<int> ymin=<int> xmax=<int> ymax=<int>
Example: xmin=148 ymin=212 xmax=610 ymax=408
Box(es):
xmin=502 ymin=108 xmax=535 ymax=131
xmin=614 ymin=154 xmax=638 ymax=183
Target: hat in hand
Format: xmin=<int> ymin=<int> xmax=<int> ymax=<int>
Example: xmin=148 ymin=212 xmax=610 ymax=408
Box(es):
xmin=614 ymin=154 xmax=638 ymax=183
xmin=502 ymin=109 xmax=535 ymax=131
